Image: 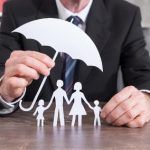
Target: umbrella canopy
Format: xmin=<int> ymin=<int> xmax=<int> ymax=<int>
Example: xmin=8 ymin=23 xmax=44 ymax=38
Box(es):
xmin=13 ymin=18 xmax=103 ymax=71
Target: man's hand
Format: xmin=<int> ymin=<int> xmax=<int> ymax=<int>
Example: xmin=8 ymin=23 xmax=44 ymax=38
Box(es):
xmin=101 ymin=86 xmax=150 ymax=128
xmin=0 ymin=50 xmax=55 ymax=102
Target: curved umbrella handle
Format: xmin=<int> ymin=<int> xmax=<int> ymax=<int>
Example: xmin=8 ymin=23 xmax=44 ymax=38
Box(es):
xmin=19 ymin=51 xmax=59 ymax=111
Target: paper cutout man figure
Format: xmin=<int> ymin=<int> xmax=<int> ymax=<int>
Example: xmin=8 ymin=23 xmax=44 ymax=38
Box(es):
xmin=91 ymin=100 xmax=101 ymax=126
xmin=46 ymin=80 xmax=69 ymax=126
xmin=69 ymin=82 xmax=92 ymax=126
xmin=33 ymin=99 xmax=47 ymax=127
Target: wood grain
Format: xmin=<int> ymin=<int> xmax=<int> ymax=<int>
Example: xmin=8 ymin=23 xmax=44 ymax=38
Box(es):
xmin=0 ymin=102 xmax=150 ymax=150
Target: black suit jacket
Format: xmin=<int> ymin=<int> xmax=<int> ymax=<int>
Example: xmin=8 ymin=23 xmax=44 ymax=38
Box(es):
xmin=0 ymin=0 xmax=150 ymax=102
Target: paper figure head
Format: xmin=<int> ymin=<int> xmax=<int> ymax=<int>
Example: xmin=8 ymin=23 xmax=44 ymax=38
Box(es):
xmin=56 ymin=80 xmax=64 ymax=87
xmin=94 ymin=100 xmax=99 ymax=106
xmin=74 ymin=82 xmax=82 ymax=91
xmin=38 ymin=99 xmax=44 ymax=106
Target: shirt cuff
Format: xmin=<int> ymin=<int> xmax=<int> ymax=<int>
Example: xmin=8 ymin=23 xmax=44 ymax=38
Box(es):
xmin=0 ymin=106 xmax=17 ymax=116
xmin=140 ymin=89 xmax=150 ymax=94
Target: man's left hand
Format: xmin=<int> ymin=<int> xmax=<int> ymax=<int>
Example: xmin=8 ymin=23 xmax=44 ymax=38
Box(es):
xmin=101 ymin=86 xmax=150 ymax=128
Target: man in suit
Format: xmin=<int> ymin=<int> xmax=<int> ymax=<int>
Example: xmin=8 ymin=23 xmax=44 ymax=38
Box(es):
xmin=0 ymin=0 xmax=150 ymax=128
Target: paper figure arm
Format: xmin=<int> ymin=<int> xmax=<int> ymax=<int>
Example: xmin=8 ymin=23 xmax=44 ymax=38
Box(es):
xmin=88 ymin=104 xmax=93 ymax=110
xmin=45 ymin=93 xmax=55 ymax=110
xmin=82 ymin=94 xmax=93 ymax=109
xmin=99 ymin=106 xmax=102 ymax=112
xmin=69 ymin=94 xmax=74 ymax=104
xmin=33 ymin=108 xmax=38 ymax=116
xmin=64 ymin=92 xmax=70 ymax=104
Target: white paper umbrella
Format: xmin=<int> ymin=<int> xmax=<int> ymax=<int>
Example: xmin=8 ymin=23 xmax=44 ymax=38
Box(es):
xmin=12 ymin=18 xmax=103 ymax=111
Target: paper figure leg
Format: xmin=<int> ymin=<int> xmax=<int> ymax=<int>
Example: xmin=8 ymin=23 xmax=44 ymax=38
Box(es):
xmin=53 ymin=108 xmax=59 ymax=126
xmin=41 ymin=120 xmax=44 ymax=127
xmin=59 ymin=107 xmax=65 ymax=126
xmin=37 ymin=119 xmax=40 ymax=127
xmin=98 ymin=117 xmax=101 ymax=126
xmin=71 ymin=115 xmax=76 ymax=126
xmin=94 ymin=118 xmax=96 ymax=126
xmin=78 ymin=115 xmax=82 ymax=126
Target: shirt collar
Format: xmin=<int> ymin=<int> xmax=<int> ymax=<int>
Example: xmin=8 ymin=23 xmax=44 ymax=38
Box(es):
xmin=55 ymin=0 xmax=93 ymax=23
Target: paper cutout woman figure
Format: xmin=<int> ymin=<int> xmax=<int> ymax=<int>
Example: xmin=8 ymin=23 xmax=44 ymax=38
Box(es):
xmin=91 ymin=100 xmax=101 ymax=126
xmin=69 ymin=82 xmax=92 ymax=126
xmin=33 ymin=99 xmax=47 ymax=127
xmin=46 ymin=80 xmax=69 ymax=126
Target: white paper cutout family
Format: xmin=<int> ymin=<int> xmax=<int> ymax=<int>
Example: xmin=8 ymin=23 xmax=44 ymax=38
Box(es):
xmin=33 ymin=80 xmax=101 ymax=127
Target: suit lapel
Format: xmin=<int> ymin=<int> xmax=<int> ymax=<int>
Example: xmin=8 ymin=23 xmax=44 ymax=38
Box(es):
xmin=36 ymin=0 xmax=63 ymax=89
xmin=77 ymin=0 xmax=111 ymax=84
xmin=86 ymin=0 xmax=111 ymax=52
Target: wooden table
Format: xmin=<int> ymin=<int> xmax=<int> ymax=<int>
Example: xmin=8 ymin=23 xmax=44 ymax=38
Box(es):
xmin=0 ymin=102 xmax=150 ymax=150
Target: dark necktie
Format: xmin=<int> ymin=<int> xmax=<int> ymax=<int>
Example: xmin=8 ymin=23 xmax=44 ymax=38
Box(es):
xmin=63 ymin=16 xmax=83 ymax=97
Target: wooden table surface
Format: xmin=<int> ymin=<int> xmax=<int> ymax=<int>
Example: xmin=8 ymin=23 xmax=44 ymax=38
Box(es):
xmin=0 ymin=102 xmax=150 ymax=150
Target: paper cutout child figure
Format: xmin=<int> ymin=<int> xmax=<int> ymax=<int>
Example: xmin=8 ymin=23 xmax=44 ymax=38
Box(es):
xmin=46 ymin=80 xmax=69 ymax=126
xmin=91 ymin=100 xmax=101 ymax=126
xmin=69 ymin=82 xmax=92 ymax=126
xmin=33 ymin=99 xmax=47 ymax=127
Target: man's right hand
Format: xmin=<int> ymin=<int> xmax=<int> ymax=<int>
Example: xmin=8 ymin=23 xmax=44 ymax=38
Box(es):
xmin=0 ymin=50 xmax=55 ymax=102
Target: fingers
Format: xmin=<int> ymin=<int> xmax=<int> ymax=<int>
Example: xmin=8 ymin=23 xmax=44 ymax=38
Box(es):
xmin=6 ymin=56 xmax=49 ymax=76
xmin=6 ymin=77 xmax=29 ymax=88
xmin=126 ymin=94 xmax=150 ymax=128
xmin=101 ymin=86 xmax=137 ymax=119
xmin=5 ymin=64 xmax=40 ymax=80
xmin=127 ymin=112 xmax=146 ymax=128
xmin=6 ymin=51 xmax=55 ymax=76
xmin=5 ymin=50 xmax=55 ymax=79
xmin=101 ymin=86 xmax=150 ymax=127
xmin=112 ymin=103 xmax=143 ymax=126
xmin=10 ymin=50 xmax=55 ymax=68
xmin=105 ymin=90 xmax=144 ymax=124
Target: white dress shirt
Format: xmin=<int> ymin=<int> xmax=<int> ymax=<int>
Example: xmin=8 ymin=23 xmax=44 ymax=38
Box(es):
xmin=56 ymin=0 xmax=93 ymax=30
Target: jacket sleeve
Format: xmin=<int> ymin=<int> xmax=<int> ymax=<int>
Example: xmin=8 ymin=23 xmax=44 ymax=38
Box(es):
xmin=0 ymin=1 xmax=22 ymax=67
xmin=121 ymin=7 xmax=150 ymax=90
xmin=0 ymin=1 xmax=21 ymax=115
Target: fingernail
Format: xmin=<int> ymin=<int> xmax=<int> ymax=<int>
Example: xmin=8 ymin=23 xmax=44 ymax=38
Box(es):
xmin=44 ymin=69 xmax=50 ymax=76
xmin=47 ymin=60 xmax=55 ymax=68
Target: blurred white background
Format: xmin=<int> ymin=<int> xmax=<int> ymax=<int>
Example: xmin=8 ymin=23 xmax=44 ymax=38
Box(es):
xmin=126 ymin=0 xmax=150 ymax=28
